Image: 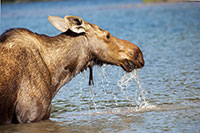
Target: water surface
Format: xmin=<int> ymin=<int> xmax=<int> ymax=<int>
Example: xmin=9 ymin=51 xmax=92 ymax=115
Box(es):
xmin=1 ymin=0 xmax=200 ymax=132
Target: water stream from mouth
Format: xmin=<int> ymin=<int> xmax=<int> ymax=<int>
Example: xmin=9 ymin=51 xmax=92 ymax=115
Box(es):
xmin=133 ymin=69 xmax=155 ymax=109
xmin=79 ymin=67 xmax=154 ymax=112
xmin=118 ymin=69 xmax=155 ymax=109
xmin=118 ymin=71 xmax=134 ymax=106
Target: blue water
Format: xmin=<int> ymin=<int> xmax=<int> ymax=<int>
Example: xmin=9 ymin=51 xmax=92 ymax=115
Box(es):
xmin=1 ymin=0 xmax=200 ymax=132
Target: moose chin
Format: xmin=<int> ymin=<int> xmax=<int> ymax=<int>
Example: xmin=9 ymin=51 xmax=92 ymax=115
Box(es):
xmin=0 ymin=15 xmax=144 ymax=124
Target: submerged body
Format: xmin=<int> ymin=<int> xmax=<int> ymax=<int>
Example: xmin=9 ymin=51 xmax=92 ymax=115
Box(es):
xmin=0 ymin=16 xmax=144 ymax=124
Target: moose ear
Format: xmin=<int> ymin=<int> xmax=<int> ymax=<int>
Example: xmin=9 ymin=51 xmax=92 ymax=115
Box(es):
xmin=48 ymin=16 xmax=69 ymax=32
xmin=64 ymin=16 xmax=86 ymax=34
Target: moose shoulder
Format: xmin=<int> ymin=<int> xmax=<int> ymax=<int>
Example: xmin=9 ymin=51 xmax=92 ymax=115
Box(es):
xmin=0 ymin=15 xmax=144 ymax=124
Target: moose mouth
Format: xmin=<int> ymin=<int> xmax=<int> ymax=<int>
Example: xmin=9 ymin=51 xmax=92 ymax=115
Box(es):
xmin=93 ymin=58 xmax=140 ymax=72
xmin=120 ymin=59 xmax=138 ymax=72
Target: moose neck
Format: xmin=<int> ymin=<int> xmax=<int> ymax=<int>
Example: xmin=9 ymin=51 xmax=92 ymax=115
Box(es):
xmin=41 ymin=32 xmax=91 ymax=98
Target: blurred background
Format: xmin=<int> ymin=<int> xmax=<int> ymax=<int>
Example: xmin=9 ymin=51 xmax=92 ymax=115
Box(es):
xmin=1 ymin=0 xmax=198 ymax=4
xmin=1 ymin=0 xmax=200 ymax=132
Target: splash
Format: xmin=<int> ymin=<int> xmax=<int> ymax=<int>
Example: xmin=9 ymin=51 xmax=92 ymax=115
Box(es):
xmin=118 ymin=69 xmax=156 ymax=110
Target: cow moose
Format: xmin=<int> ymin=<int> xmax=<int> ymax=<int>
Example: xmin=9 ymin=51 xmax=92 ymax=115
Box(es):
xmin=0 ymin=15 xmax=144 ymax=124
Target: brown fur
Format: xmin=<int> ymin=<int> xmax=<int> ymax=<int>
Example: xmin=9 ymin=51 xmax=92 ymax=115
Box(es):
xmin=0 ymin=18 xmax=144 ymax=124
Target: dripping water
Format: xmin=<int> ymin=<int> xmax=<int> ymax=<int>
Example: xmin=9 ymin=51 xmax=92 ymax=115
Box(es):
xmin=88 ymin=67 xmax=97 ymax=111
xmin=79 ymin=71 xmax=86 ymax=112
xmin=118 ymin=72 xmax=135 ymax=106
xmin=99 ymin=66 xmax=109 ymax=109
xmin=133 ymin=69 xmax=156 ymax=110
xmin=134 ymin=69 xmax=149 ymax=107
xmin=117 ymin=69 xmax=155 ymax=109
xmin=100 ymin=65 xmax=119 ymax=107
xmin=79 ymin=66 xmax=154 ymax=112
xmin=89 ymin=85 xmax=97 ymax=110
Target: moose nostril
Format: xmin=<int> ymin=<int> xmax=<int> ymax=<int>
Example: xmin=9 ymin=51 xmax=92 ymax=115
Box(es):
xmin=137 ymin=52 xmax=144 ymax=67
xmin=139 ymin=60 xmax=144 ymax=67
xmin=139 ymin=58 xmax=145 ymax=67
xmin=132 ymin=48 xmax=144 ymax=68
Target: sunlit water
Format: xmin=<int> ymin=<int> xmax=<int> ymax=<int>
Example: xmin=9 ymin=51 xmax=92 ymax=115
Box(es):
xmin=1 ymin=0 xmax=200 ymax=132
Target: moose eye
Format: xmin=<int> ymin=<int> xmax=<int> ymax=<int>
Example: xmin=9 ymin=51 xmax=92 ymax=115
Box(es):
xmin=106 ymin=33 xmax=110 ymax=39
